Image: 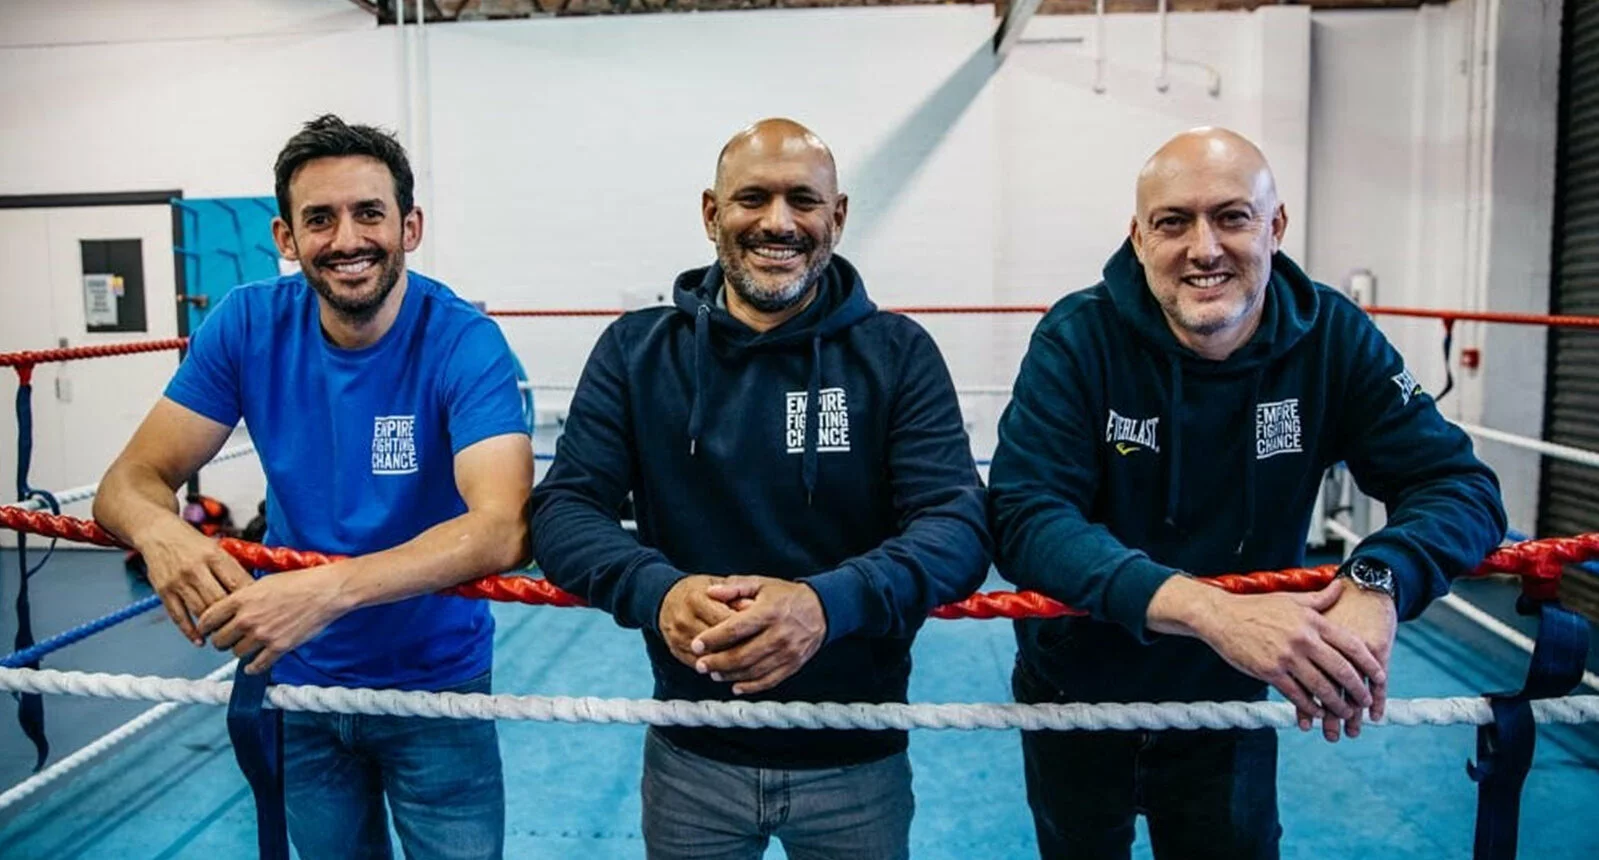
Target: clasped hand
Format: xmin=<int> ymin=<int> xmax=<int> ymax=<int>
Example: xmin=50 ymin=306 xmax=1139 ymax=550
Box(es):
xmin=657 ymin=574 xmax=827 ymax=696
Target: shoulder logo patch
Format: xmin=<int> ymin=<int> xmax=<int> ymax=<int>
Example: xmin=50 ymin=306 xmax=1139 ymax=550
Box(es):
xmin=1392 ymin=368 xmax=1422 ymax=406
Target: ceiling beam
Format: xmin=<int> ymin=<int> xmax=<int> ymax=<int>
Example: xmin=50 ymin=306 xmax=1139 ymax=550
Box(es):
xmin=348 ymin=0 xmax=1449 ymax=22
xmin=995 ymin=0 xmax=1045 ymax=61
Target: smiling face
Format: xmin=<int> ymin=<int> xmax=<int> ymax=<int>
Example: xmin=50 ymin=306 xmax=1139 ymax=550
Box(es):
xmin=703 ymin=120 xmax=847 ymax=317
xmin=271 ymin=154 xmax=421 ymax=325
xmin=1130 ymin=129 xmax=1287 ymax=358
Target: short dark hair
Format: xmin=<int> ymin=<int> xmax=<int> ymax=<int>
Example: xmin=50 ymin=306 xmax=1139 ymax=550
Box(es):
xmin=273 ymin=114 xmax=414 ymax=222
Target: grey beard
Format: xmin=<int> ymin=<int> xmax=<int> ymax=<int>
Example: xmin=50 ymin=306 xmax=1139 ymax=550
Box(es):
xmin=728 ymin=249 xmax=832 ymax=313
xmin=729 ymin=270 xmax=811 ymax=313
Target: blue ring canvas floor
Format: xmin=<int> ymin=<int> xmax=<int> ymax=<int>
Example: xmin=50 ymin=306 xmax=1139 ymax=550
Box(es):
xmin=0 ymin=550 xmax=1595 ymax=858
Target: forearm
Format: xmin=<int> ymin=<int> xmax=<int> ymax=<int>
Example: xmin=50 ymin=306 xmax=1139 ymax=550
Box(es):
xmin=1356 ymin=475 xmax=1506 ymax=619
xmin=325 ymin=506 xmax=529 ymax=614
xmin=93 ymin=461 xmax=188 ymax=550
xmin=530 ymin=491 xmax=682 ymax=630
xmin=1144 ymin=574 xmax=1218 ymax=638
xmin=1339 ymin=315 xmax=1509 ymax=619
xmin=802 ymin=491 xmax=990 ymax=642
xmin=993 ymin=496 xmax=1178 ymax=637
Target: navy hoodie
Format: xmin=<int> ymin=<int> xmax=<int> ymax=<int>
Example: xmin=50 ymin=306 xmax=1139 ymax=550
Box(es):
xmin=531 ymin=255 xmax=991 ymax=767
xmin=990 ymin=241 xmax=1506 ymax=704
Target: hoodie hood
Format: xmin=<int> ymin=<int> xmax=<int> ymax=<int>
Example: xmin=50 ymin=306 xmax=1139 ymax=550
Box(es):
xmin=672 ymin=254 xmax=877 ymax=502
xmin=1100 ymin=239 xmax=1321 ymax=552
xmin=1101 ymin=238 xmax=1319 ymax=367
xmin=673 ymin=253 xmax=876 ymax=347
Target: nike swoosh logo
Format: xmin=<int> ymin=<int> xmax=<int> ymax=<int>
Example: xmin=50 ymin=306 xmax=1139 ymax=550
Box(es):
xmin=1115 ymin=442 xmax=1142 ymax=456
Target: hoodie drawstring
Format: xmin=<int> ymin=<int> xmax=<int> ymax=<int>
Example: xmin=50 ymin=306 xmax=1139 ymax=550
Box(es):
xmin=1163 ymin=356 xmax=1184 ymax=530
xmin=1163 ymin=356 xmax=1264 ymax=556
xmin=802 ymin=334 xmax=822 ymax=506
xmin=1235 ymin=368 xmax=1264 ymax=555
xmin=688 ymin=303 xmax=710 ymax=455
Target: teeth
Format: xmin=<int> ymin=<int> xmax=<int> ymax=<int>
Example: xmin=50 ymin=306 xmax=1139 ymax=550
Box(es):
xmin=329 ymin=259 xmax=376 ymax=274
xmin=1186 ymin=274 xmax=1229 ymax=288
xmin=750 ymin=246 xmax=800 ymax=261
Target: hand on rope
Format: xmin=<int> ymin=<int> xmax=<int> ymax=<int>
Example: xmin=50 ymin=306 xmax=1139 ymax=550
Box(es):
xmin=199 ymin=563 xmax=351 ymax=674
xmin=1147 ymin=577 xmax=1386 ymax=737
xmin=134 ymin=515 xmax=255 ymax=646
xmin=2 ymin=507 xmax=1597 ymax=619
xmin=1318 ymin=583 xmax=1399 ymax=741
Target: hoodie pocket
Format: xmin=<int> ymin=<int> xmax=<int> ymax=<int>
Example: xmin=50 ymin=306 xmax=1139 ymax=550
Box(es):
xmin=1032 ymin=616 xmax=1080 ymax=652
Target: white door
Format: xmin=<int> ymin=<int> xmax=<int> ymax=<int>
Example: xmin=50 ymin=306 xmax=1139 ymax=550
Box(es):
xmin=0 ymin=204 xmax=179 ymax=547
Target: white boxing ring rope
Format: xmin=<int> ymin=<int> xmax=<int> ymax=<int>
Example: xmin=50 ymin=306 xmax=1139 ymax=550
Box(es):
xmin=0 ymin=667 xmax=1595 ymax=735
xmin=0 ymin=661 xmax=238 ymax=812
xmin=4 ymin=442 xmax=258 ymax=512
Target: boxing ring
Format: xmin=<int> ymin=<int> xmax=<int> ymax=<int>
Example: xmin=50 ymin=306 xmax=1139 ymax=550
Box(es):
xmin=0 ymin=303 xmax=1596 ymax=859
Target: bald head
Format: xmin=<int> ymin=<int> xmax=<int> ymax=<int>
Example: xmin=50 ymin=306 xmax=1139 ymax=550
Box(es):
xmin=714 ymin=118 xmax=838 ymax=195
xmin=1136 ymin=127 xmax=1277 ymax=217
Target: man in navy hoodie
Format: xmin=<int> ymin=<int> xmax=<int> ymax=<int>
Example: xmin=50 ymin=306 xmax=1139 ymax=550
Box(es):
xmin=990 ymin=128 xmax=1506 ymax=859
xmin=531 ymin=118 xmax=991 ymax=859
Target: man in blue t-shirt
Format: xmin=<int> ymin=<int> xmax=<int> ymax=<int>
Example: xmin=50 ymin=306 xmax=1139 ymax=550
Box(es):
xmin=95 ymin=115 xmax=532 ymax=859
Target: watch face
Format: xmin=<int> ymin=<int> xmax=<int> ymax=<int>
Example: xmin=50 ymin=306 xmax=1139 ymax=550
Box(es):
xmin=1349 ymin=558 xmax=1394 ymax=593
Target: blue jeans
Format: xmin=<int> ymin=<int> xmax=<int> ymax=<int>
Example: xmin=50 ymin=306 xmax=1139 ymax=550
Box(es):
xmin=282 ymin=671 xmax=504 ymax=859
xmin=641 ymin=728 xmax=914 ymax=860
xmin=1013 ymin=660 xmax=1281 ymax=860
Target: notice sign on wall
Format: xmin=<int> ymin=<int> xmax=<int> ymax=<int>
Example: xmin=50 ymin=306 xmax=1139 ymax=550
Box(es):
xmin=82 ymin=273 xmax=121 ymax=327
xmin=79 ymin=238 xmax=146 ymax=333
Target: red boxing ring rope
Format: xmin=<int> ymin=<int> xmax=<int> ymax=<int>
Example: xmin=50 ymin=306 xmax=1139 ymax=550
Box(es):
xmin=0 ymin=339 xmax=189 ymax=370
xmin=2 ymin=508 xmax=1592 ymax=620
xmin=485 ymin=305 xmax=1599 ymax=329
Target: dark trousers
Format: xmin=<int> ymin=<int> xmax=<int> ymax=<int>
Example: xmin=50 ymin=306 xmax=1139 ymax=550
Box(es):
xmin=1013 ymin=661 xmax=1282 ymax=860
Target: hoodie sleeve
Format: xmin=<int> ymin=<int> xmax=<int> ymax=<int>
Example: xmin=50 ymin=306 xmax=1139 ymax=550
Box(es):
xmin=988 ymin=321 xmax=1180 ymax=642
xmin=529 ymin=322 xmax=685 ymax=632
xmin=1334 ymin=307 xmax=1507 ymax=620
xmin=799 ymin=327 xmax=991 ymax=644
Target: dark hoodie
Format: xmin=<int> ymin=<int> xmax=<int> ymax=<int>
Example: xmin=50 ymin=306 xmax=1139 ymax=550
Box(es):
xmin=989 ymin=241 xmax=1506 ymax=704
xmin=531 ymin=255 xmax=991 ymax=767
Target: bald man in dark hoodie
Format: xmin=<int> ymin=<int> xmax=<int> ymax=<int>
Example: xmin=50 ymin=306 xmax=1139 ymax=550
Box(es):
xmin=990 ymin=128 xmax=1505 ymax=859
xmin=532 ymin=119 xmax=990 ymax=859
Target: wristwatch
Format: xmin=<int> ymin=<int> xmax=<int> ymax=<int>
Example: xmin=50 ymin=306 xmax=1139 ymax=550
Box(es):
xmin=1336 ymin=556 xmax=1397 ymax=603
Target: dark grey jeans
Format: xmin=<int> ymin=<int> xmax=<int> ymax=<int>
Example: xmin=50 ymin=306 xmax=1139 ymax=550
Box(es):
xmin=640 ymin=727 xmax=914 ymax=860
xmin=1013 ymin=660 xmax=1282 ymax=860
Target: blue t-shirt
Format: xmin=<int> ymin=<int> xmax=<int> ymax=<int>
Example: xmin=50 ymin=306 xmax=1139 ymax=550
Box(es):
xmin=165 ymin=271 xmax=528 ymax=691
